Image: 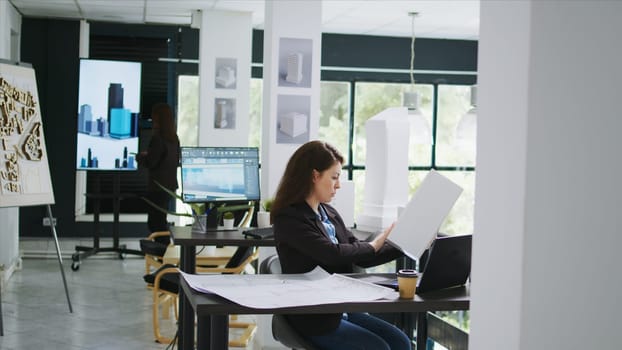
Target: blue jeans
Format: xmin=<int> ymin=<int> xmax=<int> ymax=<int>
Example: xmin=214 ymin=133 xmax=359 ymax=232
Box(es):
xmin=308 ymin=313 xmax=411 ymax=350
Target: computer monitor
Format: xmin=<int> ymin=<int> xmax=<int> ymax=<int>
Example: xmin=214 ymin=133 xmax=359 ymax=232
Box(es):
xmin=180 ymin=147 xmax=261 ymax=203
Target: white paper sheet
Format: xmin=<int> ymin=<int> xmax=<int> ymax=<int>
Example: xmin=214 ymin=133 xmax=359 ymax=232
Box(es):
xmin=388 ymin=170 xmax=463 ymax=260
xmin=181 ymin=267 xmax=396 ymax=309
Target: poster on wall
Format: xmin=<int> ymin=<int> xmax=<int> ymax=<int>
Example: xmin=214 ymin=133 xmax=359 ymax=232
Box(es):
xmin=214 ymin=98 xmax=236 ymax=129
xmin=276 ymin=94 xmax=310 ymax=144
xmin=0 ymin=62 xmax=55 ymax=208
xmin=278 ymin=37 xmax=313 ymax=88
xmin=215 ymin=57 xmax=237 ymax=89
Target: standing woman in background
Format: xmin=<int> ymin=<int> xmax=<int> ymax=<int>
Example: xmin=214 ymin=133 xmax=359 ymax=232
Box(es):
xmin=271 ymin=140 xmax=410 ymax=350
xmin=137 ymin=103 xmax=180 ymax=242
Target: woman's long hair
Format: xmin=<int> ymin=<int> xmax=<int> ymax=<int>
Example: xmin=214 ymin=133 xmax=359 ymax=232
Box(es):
xmin=271 ymin=141 xmax=344 ymax=221
xmin=151 ymin=103 xmax=179 ymax=143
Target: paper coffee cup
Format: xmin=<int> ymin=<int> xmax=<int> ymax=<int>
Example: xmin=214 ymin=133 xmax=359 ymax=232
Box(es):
xmin=397 ymin=269 xmax=418 ymax=299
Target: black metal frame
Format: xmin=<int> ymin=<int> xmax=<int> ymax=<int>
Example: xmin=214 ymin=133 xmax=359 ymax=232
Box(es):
xmin=71 ymin=172 xmax=143 ymax=271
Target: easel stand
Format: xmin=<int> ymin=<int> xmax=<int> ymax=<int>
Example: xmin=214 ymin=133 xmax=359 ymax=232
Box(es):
xmin=71 ymin=172 xmax=143 ymax=271
xmin=1 ymin=277 xmax=4 ymax=335
xmin=46 ymin=204 xmax=73 ymax=313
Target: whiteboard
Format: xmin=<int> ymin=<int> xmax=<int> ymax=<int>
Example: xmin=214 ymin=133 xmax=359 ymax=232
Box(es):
xmin=0 ymin=62 xmax=55 ymax=207
xmin=387 ymin=170 xmax=463 ymax=260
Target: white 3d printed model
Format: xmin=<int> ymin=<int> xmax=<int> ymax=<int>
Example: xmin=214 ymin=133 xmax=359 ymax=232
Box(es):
xmin=356 ymin=107 xmax=411 ymax=232
xmin=215 ymin=100 xmax=228 ymax=128
xmin=279 ymin=112 xmax=308 ymax=138
xmin=285 ymin=52 xmax=303 ymax=84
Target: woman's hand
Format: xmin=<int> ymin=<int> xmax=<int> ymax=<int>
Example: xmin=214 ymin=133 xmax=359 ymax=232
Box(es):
xmin=369 ymin=222 xmax=395 ymax=252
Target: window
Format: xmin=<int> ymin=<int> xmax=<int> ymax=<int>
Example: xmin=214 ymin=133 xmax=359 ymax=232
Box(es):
xmin=177 ymin=75 xmax=199 ymax=147
xmin=249 ymin=78 xmax=263 ymax=148
xmin=318 ymin=81 xmax=351 ymax=164
xmin=177 ymin=76 xmax=475 ymax=235
xmin=353 ymin=83 xmax=433 ymax=166
xmin=436 ymin=85 xmax=475 ymax=167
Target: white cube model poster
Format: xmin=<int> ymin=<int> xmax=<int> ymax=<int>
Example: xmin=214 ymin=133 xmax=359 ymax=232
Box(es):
xmin=215 ymin=57 xmax=237 ymax=89
xmin=276 ymin=94 xmax=310 ymax=144
xmin=278 ymin=37 xmax=313 ymax=88
xmin=0 ymin=62 xmax=55 ymax=207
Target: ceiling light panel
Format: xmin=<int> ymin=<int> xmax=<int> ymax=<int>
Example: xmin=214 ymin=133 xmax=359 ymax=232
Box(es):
xmin=10 ymin=0 xmax=79 ymax=17
xmin=145 ymin=0 xmax=219 ymax=10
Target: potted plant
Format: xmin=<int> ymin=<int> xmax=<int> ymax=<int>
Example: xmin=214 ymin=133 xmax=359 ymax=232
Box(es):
xmin=222 ymin=211 xmax=235 ymax=229
xmin=262 ymin=198 xmax=274 ymax=213
xmin=257 ymin=197 xmax=273 ymax=228
xmin=141 ymin=181 xmax=253 ymax=232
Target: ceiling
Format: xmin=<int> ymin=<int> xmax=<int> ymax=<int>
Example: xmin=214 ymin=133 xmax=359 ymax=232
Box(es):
xmin=8 ymin=0 xmax=480 ymax=40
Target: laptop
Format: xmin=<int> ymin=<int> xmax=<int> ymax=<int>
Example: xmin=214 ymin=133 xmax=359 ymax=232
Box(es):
xmin=369 ymin=234 xmax=472 ymax=294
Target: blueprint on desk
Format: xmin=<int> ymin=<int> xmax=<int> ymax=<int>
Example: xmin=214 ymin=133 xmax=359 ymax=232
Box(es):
xmin=181 ymin=267 xmax=396 ymax=309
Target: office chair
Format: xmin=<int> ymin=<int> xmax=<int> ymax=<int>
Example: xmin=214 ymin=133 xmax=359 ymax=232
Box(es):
xmin=259 ymin=254 xmax=321 ymax=350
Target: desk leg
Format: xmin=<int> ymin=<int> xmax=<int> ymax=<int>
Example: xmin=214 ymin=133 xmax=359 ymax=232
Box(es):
xmin=416 ymin=312 xmax=428 ymax=350
xmin=178 ymin=246 xmax=196 ymax=350
xmin=210 ymin=314 xmax=229 ymax=350
xmin=196 ymin=314 xmax=210 ymax=349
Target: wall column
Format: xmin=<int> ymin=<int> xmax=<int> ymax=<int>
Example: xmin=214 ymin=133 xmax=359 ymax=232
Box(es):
xmin=197 ymin=10 xmax=252 ymax=147
xmin=258 ymin=1 xmax=322 ymax=348
xmin=471 ymin=1 xmax=622 ymax=349
xmin=260 ymin=0 xmax=322 ymax=199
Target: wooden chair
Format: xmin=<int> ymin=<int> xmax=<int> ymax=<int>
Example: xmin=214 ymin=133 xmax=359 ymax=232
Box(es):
xmin=144 ymin=264 xmax=180 ymax=344
xmin=140 ymin=231 xmax=172 ymax=276
xmin=144 ymin=206 xmax=259 ymax=347
xmin=145 ymin=247 xmax=259 ymax=346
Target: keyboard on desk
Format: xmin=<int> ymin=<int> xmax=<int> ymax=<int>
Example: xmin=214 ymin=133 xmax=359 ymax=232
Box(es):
xmin=242 ymin=227 xmax=274 ymax=239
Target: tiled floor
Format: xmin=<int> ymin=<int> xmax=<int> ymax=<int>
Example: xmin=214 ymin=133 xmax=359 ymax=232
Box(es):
xmin=0 ymin=251 xmax=264 ymax=350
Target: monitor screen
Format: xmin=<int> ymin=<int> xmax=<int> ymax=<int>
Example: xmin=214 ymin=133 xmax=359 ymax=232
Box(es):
xmin=76 ymin=59 xmax=141 ymax=171
xmin=180 ymin=147 xmax=261 ymax=203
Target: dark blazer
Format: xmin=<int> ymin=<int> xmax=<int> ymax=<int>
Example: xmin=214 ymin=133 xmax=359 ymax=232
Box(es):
xmin=137 ymin=134 xmax=180 ymax=192
xmin=273 ymin=202 xmax=403 ymax=336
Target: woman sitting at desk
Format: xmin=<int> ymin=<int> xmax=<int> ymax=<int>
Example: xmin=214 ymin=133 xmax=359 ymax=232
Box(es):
xmin=271 ymin=140 xmax=410 ymax=350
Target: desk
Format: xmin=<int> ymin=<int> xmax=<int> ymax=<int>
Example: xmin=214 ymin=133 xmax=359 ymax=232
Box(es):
xmin=162 ymin=245 xmax=237 ymax=266
xmin=180 ymin=274 xmax=470 ymax=350
xmin=169 ymin=226 xmax=276 ymax=350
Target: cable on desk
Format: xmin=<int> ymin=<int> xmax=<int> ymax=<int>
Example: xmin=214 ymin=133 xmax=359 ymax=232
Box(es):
xmin=165 ymin=328 xmax=178 ymax=350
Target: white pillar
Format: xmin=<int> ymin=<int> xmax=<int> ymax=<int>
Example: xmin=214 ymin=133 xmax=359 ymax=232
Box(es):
xmin=79 ymin=20 xmax=89 ymax=58
xmin=471 ymin=1 xmax=622 ymax=349
xmin=260 ymin=0 xmax=322 ymax=199
xmin=198 ymin=10 xmax=252 ymax=147
xmin=75 ymin=20 xmax=89 ymax=217
xmin=258 ymin=1 xmax=322 ymax=348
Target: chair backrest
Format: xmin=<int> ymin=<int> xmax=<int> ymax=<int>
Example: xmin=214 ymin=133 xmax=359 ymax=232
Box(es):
xmin=272 ymin=314 xmax=320 ymax=350
xmin=259 ymin=254 xmax=282 ymax=274
xmin=261 ymin=254 xmax=320 ymax=350
xmin=237 ymin=205 xmax=255 ymax=228
xmin=224 ymin=246 xmax=256 ymax=269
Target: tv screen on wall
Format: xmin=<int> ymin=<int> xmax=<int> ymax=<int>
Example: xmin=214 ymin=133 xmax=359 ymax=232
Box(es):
xmin=76 ymin=59 xmax=142 ymax=171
